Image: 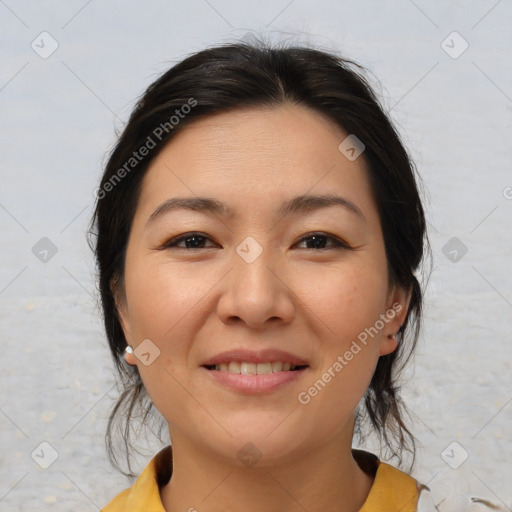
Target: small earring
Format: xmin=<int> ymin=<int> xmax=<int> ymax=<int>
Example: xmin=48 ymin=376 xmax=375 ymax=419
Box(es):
xmin=125 ymin=345 xmax=133 ymax=354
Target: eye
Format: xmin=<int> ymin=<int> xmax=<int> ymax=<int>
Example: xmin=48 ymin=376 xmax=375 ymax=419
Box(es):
xmin=295 ymin=232 xmax=351 ymax=250
xmin=163 ymin=232 xmax=217 ymax=249
xmin=162 ymin=231 xmax=351 ymax=251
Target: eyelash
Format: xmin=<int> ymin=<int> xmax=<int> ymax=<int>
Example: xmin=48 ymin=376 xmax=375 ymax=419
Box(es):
xmin=162 ymin=232 xmax=351 ymax=251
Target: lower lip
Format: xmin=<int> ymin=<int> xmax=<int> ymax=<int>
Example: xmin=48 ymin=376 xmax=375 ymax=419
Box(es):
xmin=201 ymin=366 xmax=308 ymax=394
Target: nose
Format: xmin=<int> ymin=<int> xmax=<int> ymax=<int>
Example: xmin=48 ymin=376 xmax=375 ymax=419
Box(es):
xmin=216 ymin=241 xmax=295 ymax=329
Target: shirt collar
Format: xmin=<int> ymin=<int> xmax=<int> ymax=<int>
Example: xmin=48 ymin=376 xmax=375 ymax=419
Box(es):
xmin=121 ymin=445 xmax=418 ymax=512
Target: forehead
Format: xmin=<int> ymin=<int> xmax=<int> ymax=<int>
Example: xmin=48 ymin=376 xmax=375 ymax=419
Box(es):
xmin=137 ymin=104 xmax=375 ymax=219
xmin=160 ymin=104 xmax=346 ymax=169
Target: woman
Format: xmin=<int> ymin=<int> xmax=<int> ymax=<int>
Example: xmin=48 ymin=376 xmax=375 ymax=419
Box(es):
xmin=91 ymin=41 xmax=432 ymax=511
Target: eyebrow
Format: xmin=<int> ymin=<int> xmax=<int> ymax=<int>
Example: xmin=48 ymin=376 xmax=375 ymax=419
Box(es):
xmin=146 ymin=193 xmax=365 ymax=226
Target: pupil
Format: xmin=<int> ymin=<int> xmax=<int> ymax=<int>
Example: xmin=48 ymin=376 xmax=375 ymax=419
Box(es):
xmin=308 ymin=236 xmax=325 ymax=249
xmin=186 ymin=236 xmax=204 ymax=248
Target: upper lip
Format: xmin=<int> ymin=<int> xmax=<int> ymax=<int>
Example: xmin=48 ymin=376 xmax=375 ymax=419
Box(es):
xmin=201 ymin=349 xmax=309 ymax=367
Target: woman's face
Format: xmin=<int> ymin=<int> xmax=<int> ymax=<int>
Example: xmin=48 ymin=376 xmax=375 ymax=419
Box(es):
xmin=117 ymin=104 xmax=408 ymax=466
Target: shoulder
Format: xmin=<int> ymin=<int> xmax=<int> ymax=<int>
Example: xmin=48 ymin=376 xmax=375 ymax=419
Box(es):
xmin=353 ymin=449 xmax=423 ymax=512
xmin=101 ymin=446 xmax=172 ymax=512
xmin=355 ymin=455 xmax=511 ymax=512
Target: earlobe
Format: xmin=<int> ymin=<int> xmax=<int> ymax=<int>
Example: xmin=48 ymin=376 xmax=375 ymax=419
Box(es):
xmin=110 ymin=277 xmax=136 ymax=366
xmin=110 ymin=276 xmax=132 ymax=344
xmin=124 ymin=345 xmax=138 ymax=366
xmin=379 ymin=285 xmax=412 ymax=356
xmin=379 ymin=332 xmax=399 ymax=356
xmin=383 ymin=283 xmax=412 ymax=343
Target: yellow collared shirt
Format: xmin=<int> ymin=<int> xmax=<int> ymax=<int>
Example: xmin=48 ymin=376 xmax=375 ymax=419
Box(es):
xmin=101 ymin=446 xmax=421 ymax=511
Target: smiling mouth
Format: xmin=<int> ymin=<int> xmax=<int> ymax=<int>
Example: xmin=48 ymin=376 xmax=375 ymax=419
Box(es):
xmin=203 ymin=362 xmax=309 ymax=374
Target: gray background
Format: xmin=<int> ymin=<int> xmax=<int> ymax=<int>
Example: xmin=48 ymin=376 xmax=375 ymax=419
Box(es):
xmin=1 ymin=1 xmax=511 ymax=510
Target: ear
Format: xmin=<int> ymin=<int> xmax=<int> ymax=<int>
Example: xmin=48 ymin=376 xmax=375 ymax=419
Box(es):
xmin=378 ymin=283 xmax=412 ymax=356
xmin=110 ymin=276 xmax=137 ymax=366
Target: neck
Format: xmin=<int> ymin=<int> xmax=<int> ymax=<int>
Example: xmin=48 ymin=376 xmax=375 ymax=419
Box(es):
xmin=160 ymin=432 xmax=374 ymax=512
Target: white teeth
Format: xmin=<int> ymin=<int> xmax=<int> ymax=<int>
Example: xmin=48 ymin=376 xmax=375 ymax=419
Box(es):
xmin=241 ymin=362 xmax=256 ymax=375
xmin=257 ymin=362 xmax=272 ymax=374
xmin=272 ymin=361 xmax=283 ymax=372
xmin=213 ymin=361 xmax=301 ymax=374
xmin=228 ymin=361 xmax=240 ymax=373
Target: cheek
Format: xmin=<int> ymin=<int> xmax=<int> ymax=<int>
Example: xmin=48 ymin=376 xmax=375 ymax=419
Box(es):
xmin=123 ymin=255 xmax=205 ymax=341
xmin=294 ymin=267 xmax=386 ymax=427
xmin=122 ymin=259 xmax=204 ymax=409
xmin=121 ymin=256 xmax=221 ymax=405
xmin=298 ymin=262 xmax=388 ymax=345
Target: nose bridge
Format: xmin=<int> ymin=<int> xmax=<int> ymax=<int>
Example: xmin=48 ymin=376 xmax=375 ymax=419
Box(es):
xmin=217 ymin=235 xmax=294 ymax=327
xmin=234 ymin=236 xmax=274 ymax=292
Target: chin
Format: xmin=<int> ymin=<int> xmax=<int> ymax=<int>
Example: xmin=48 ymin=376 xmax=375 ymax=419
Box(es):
xmin=222 ymin=429 xmax=308 ymax=468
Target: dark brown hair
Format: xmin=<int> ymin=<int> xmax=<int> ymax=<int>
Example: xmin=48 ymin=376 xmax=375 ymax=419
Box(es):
xmin=89 ymin=40 xmax=430 ymax=476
